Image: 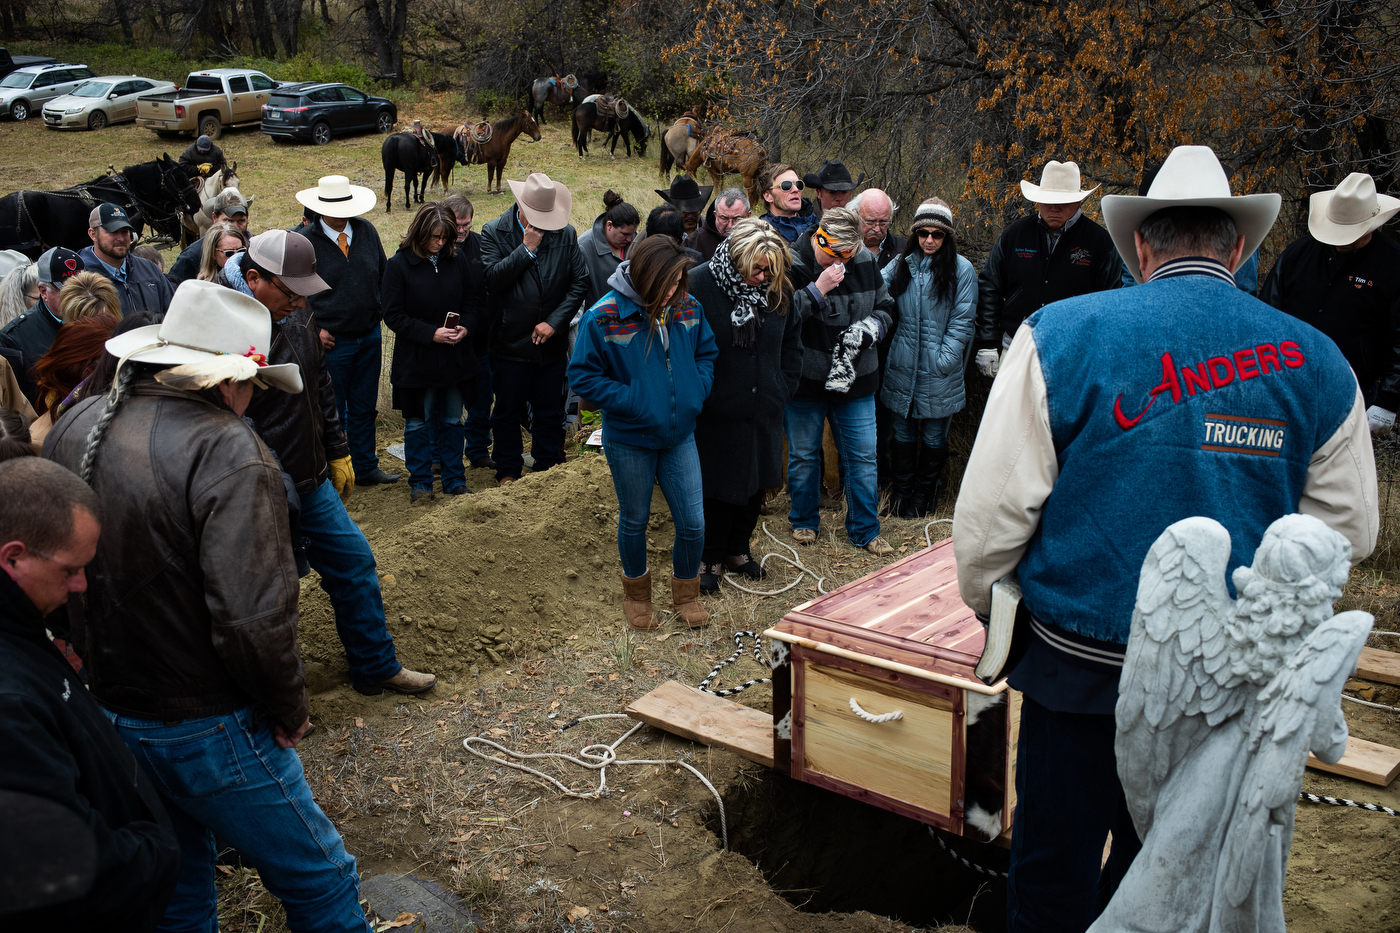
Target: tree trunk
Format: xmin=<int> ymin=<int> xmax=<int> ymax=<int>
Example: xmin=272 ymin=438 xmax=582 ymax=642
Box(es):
xmin=244 ymin=0 xmax=277 ymax=57
xmin=273 ymin=0 xmax=301 ymax=56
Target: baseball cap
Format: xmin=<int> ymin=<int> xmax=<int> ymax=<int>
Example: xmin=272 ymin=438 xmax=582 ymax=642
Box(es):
xmin=204 ymin=189 xmax=249 ymax=217
xmin=247 ymin=230 xmax=329 ymax=296
xmin=89 ymin=203 xmax=135 ymax=233
xmin=196 ymin=134 xmax=213 ymax=153
xmin=36 ymin=247 xmax=84 ymax=286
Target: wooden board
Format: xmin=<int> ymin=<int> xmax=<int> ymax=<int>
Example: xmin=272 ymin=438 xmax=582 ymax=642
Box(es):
xmin=625 ymin=681 xmax=774 ymax=768
xmin=1307 ymin=736 xmax=1400 ymax=787
xmin=1356 ymin=647 xmax=1400 ymax=686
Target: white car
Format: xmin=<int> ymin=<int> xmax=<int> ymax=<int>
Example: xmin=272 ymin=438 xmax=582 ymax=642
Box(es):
xmin=42 ymin=74 xmax=176 ymax=130
xmin=0 ymin=62 xmax=95 ymax=120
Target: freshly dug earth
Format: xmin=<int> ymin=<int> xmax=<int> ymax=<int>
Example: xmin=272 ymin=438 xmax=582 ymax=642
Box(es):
xmin=281 ymin=439 xmax=1400 ymax=933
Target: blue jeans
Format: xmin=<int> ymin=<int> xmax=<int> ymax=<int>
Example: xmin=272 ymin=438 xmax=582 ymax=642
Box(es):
xmin=463 ymin=345 xmax=494 ymax=461
xmin=323 ymin=328 xmax=382 ymax=476
xmin=890 ymin=412 xmax=951 ymax=449
xmin=104 ymin=707 xmax=370 ymax=933
xmin=491 ymin=355 xmax=566 ymax=480
xmin=605 ymin=434 xmax=704 ymax=579
xmin=1008 ymin=697 xmax=1141 ymax=933
xmin=406 ymin=385 xmax=466 ymax=490
xmin=299 ymin=479 xmax=400 ymax=687
xmin=784 ymin=394 xmax=880 ymax=546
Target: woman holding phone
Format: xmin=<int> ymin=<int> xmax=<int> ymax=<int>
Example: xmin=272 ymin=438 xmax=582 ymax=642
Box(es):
xmin=382 ymin=202 xmax=481 ymax=501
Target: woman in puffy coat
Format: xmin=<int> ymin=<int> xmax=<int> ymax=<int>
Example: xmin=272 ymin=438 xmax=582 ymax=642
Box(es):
xmin=880 ymin=197 xmax=977 ymax=517
xmin=569 ymin=235 xmax=718 ymax=631
xmin=382 ymin=202 xmax=481 ymax=501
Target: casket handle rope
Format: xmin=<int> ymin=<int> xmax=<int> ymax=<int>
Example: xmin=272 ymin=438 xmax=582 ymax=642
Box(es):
xmin=848 ymin=697 xmax=903 ymax=724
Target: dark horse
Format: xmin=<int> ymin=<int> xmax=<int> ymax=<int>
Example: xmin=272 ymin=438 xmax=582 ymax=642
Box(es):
xmin=529 ymin=75 xmax=574 ymax=125
xmin=607 ymin=109 xmax=650 ymax=159
xmin=429 ymin=131 xmax=467 ymax=193
xmin=0 ymin=154 xmax=199 ymax=258
xmin=571 ymin=99 xmax=619 ymax=159
xmin=381 ymin=133 xmax=435 ymax=213
xmin=465 ymin=111 xmax=542 ymax=194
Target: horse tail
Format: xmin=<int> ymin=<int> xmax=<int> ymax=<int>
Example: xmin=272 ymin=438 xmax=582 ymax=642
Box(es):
xmin=660 ymin=139 xmax=673 ymax=178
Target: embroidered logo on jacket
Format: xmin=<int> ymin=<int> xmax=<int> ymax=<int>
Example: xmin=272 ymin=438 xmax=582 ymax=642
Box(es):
xmin=1113 ymin=341 xmax=1306 ymax=430
xmin=1014 ymin=248 xmax=1037 ymax=260
xmin=1349 ymin=275 xmax=1372 ymax=290
xmin=1202 ymin=414 xmax=1286 ymax=456
xmin=1070 ymin=247 xmax=1092 ymax=267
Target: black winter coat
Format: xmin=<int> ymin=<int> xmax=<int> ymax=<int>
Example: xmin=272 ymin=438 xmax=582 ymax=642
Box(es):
xmin=479 ymin=205 xmax=589 ymax=366
xmin=382 ymin=246 xmax=481 ymax=389
xmin=974 ymin=213 xmax=1120 ymax=348
xmin=690 ymin=263 xmax=803 ymax=504
xmin=0 ymin=562 xmax=181 ymax=931
xmin=0 ymin=299 xmax=61 ymax=404
xmin=302 ymin=217 xmax=389 ymax=338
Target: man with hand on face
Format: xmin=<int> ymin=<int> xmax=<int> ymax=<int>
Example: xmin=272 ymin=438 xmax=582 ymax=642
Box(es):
xmin=79 ymin=203 xmax=174 ymax=318
xmin=974 ymin=160 xmax=1120 ymax=378
xmin=685 ymin=187 xmax=751 ymax=262
xmin=758 ymin=163 xmax=817 ymax=244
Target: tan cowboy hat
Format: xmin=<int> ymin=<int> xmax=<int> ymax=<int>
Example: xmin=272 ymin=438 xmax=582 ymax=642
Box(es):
xmin=295 ymin=175 xmax=377 ymax=219
xmin=1103 ymin=145 xmax=1282 ymax=284
xmin=507 ymin=173 xmax=573 ymax=231
xmin=105 ymin=280 xmax=303 ymax=393
xmin=1308 ymin=173 xmax=1400 ymax=247
xmin=1020 ymin=160 xmax=1098 ymax=204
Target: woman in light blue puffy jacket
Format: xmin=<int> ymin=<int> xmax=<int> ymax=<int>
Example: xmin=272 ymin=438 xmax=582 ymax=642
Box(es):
xmin=879 ymin=198 xmax=977 ymax=517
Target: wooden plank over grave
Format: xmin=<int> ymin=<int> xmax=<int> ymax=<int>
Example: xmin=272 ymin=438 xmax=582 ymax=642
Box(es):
xmin=626 ymin=680 xmax=774 ymax=768
xmin=1307 ymin=736 xmax=1400 ymax=787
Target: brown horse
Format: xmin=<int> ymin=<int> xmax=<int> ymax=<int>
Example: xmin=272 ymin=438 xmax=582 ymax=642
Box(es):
xmin=464 ymin=111 xmax=542 ymax=193
xmin=660 ymin=112 xmax=703 ymax=178
xmin=683 ymin=132 xmax=768 ymax=203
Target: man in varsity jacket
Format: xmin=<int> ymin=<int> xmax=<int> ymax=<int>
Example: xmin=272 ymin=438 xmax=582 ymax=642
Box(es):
xmin=953 ymin=145 xmax=1378 ymax=933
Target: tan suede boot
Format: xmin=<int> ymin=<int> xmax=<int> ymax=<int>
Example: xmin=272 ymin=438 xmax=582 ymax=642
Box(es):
xmin=670 ymin=575 xmax=711 ymax=628
xmin=622 ymin=571 xmax=659 ymax=631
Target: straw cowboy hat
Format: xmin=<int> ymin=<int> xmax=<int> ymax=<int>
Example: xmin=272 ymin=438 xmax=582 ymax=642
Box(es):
xmin=1020 ymin=160 xmax=1098 ymax=204
xmin=1308 ymin=173 xmax=1400 ymax=247
xmin=105 ymin=280 xmax=303 ymax=393
xmin=508 ymin=173 xmax=573 ymax=230
xmin=295 ymin=175 xmax=377 ymax=219
xmin=1103 ymin=145 xmax=1282 ymax=284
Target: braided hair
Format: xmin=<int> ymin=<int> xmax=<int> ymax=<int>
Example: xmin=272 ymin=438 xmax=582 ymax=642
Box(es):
xmin=78 ymin=363 xmax=137 ymax=484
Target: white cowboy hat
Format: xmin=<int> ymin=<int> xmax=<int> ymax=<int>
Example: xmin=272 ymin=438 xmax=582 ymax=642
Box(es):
xmin=507 ymin=173 xmax=573 ymax=231
xmin=105 ymin=280 xmax=303 ymax=393
xmin=1103 ymin=145 xmax=1282 ymax=284
xmin=1307 ymin=173 xmax=1400 ymax=247
xmin=1020 ymin=160 xmax=1099 ymax=204
xmin=0 ymin=249 xmax=30 ymax=280
xmin=295 ymin=175 xmax=377 ymax=219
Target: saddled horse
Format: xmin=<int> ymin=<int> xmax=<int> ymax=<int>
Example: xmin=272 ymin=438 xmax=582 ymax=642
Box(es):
xmin=571 ymin=95 xmax=628 ymax=159
xmin=428 ymin=131 xmax=467 ymax=193
xmin=183 ymin=162 xmax=241 ymax=244
xmin=463 ymin=111 xmax=541 ymax=194
xmin=607 ymin=108 xmax=650 ymax=159
xmin=660 ymin=112 xmax=703 ymax=178
xmin=382 ymin=132 xmax=435 ymax=213
xmin=684 ymin=132 xmax=768 ymax=204
xmin=528 ymin=74 xmax=577 ymax=125
xmin=0 ymin=154 xmax=199 ymax=258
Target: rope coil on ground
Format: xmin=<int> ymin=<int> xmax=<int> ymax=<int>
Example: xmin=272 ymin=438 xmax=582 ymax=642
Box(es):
xmin=720 ymin=523 xmax=830 ymax=596
xmin=697 ymin=630 xmax=773 ymax=698
xmin=1298 ymin=791 xmax=1399 ymax=816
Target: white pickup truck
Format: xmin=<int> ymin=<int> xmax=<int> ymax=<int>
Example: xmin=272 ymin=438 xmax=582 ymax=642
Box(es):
xmin=135 ymin=68 xmax=278 ymax=139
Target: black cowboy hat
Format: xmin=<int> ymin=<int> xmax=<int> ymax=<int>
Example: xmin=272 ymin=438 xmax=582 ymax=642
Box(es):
xmin=655 ymin=175 xmax=714 ymax=213
xmin=804 ymin=160 xmax=865 ymax=192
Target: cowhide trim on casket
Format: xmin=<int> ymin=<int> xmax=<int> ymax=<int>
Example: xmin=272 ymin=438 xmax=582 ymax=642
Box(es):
xmin=963 ymin=691 xmax=1007 ymax=840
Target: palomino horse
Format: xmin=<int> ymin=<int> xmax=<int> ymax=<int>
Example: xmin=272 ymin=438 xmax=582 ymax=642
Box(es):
xmin=660 ymin=112 xmax=703 ymax=178
xmin=464 ymin=111 xmax=542 ymax=193
xmin=184 ymin=163 xmax=241 ymax=243
xmin=684 ymin=132 xmax=768 ymax=204
xmin=529 ymin=74 xmax=577 ymax=125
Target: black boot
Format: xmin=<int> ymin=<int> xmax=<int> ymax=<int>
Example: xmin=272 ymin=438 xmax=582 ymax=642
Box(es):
xmin=884 ymin=440 xmax=918 ymax=517
xmin=909 ymin=446 xmax=949 ymax=518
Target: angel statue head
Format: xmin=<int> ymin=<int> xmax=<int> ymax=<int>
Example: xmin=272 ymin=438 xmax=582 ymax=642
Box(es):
xmin=1227 ymin=513 xmax=1352 ymax=683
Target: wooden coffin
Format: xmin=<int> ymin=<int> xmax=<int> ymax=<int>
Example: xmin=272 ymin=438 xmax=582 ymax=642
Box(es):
xmin=764 ymin=537 xmax=1020 ymax=839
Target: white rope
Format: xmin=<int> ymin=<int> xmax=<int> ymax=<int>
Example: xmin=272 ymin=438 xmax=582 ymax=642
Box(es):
xmin=1342 ymin=693 xmax=1400 ymax=713
xmin=848 ymin=697 xmax=903 ymax=723
xmin=923 ymin=518 xmax=953 ymax=549
xmin=462 ymin=713 xmax=729 ymax=849
xmin=720 ymin=522 xmax=829 ymax=596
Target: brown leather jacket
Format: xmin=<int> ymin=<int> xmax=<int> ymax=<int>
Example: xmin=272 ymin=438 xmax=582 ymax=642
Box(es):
xmin=44 ymin=379 xmax=309 ymax=731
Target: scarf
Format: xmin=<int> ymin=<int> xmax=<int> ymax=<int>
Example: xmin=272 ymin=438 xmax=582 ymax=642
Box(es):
xmin=221 ymin=252 xmax=256 ymax=298
xmin=710 ymin=238 xmax=767 ymax=348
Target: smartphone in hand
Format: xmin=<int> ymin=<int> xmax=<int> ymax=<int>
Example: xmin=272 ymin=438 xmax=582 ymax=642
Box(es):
xmin=444 ymin=312 xmax=461 ymax=329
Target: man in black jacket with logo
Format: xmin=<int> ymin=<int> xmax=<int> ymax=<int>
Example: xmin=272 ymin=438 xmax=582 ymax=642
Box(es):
xmin=0 ymin=246 xmax=84 ymax=405
xmin=974 ymin=160 xmax=1120 ymax=377
xmin=480 ymin=173 xmax=588 ymax=485
xmin=1261 ymin=171 xmax=1400 ymax=432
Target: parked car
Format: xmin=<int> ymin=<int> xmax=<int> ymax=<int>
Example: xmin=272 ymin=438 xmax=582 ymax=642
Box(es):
xmin=136 ymin=68 xmax=277 ymax=139
xmin=0 ymin=48 xmax=57 ymax=82
xmin=0 ymin=62 xmax=96 ymax=120
xmin=43 ymin=75 xmax=177 ymax=130
xmin=261 ymin=82 xmax=396 ymax=145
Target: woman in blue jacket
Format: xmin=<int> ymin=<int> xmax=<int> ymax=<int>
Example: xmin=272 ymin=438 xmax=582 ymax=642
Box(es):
xmin=569 ymin=236 xmax=718 ymax=631
xmin=880 ymin=198 xmax=977 ymax=517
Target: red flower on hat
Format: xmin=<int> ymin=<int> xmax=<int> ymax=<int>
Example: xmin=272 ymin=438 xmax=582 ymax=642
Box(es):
xmin=242 ymin=347 xmax=268 ymax=366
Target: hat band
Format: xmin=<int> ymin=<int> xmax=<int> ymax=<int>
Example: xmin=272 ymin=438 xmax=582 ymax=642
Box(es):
xmin=316 ymin=193 xmax=354 ymax=203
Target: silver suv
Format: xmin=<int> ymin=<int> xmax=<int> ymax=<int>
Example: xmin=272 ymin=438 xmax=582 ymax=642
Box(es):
xmin=0 ymin=62 xmax=95 ymax=120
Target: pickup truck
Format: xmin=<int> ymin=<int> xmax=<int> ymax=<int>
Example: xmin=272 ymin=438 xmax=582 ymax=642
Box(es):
xmin=0 ymin=48 xmax=57 ymax=82
xmin=135 ymin=68 xmax=278 ymax=139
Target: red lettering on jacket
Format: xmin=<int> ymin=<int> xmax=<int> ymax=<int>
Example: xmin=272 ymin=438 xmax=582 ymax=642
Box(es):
xmin=1256 ymin=343 xmax=1281 ymax=374
xmin=1113 ymin=353 xmax=1180 ymax=429
xmin=1182 ymin=363 xmax=1211 ymax=396
xmin=1234 ymin=349 xmax=1260 ymax=380
xmin=1208 ymin=357 xmax=1235 ymax=388
xmin=1281 ymin=341 xmax=1305 ymax=368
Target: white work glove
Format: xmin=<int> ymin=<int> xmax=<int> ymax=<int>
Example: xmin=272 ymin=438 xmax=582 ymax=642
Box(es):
xmin=975 ymin=348 xmax=999 ymax=378
xmin=1366 ymin=405 xmax=1396 ymax=434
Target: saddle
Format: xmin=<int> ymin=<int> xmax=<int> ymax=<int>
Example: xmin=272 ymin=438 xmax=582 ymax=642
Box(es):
xmin=676 ymin=115 xmax=702 ymax=138
xmin=455 ymin=121 xmax=493 ymax=145
xmin=592 ymin=95 xmax=630 ymax=120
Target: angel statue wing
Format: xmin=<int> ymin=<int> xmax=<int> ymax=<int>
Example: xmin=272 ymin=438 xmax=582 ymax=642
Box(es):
xmin=1219 ymin=609 xmax=1372 ymax=909
xmin=1116 ymin=516 xmax=1242 ymax=838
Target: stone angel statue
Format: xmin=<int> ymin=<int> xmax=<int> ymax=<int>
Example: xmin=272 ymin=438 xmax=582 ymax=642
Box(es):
xmin=1089 ymin=513 xmax=1372 ymax=933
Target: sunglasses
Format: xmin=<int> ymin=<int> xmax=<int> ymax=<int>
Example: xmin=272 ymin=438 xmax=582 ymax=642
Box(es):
xmin=218 ymin=248 xmax=241 ymax=258
xmin=915 ymin=229 xmax=947 ymax=241
xmin=773 ymin=179 xmax=804 ymax=192
xmin=814 ymin=229 xmax=855 ymax=261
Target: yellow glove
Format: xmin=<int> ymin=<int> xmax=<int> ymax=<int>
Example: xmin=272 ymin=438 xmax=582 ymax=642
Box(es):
xmin=198 ymin=162 xmax=213 ymax=174
xmin=329 ymin=456 xmax=354 ymax=503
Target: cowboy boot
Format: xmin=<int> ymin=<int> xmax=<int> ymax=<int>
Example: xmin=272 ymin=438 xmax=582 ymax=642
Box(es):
xmin=884 ymin=440 xmax=917 ymax=517
xmin=909 ymin=446 xmax=950 ymax=518
xmin=670 ymin=575 xmax=711 ymax=628
xmin=622 ymin=571 xmax=658 ymax=631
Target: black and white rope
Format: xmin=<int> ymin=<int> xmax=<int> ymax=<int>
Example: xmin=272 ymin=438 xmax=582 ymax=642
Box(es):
xmin=926 ymin=826 xmax=1007 ymax=878
xmin=697 ymin=630 xmax=774 ymax=698
xmin=1298 ymin=791 xmax=1398 ymax=816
